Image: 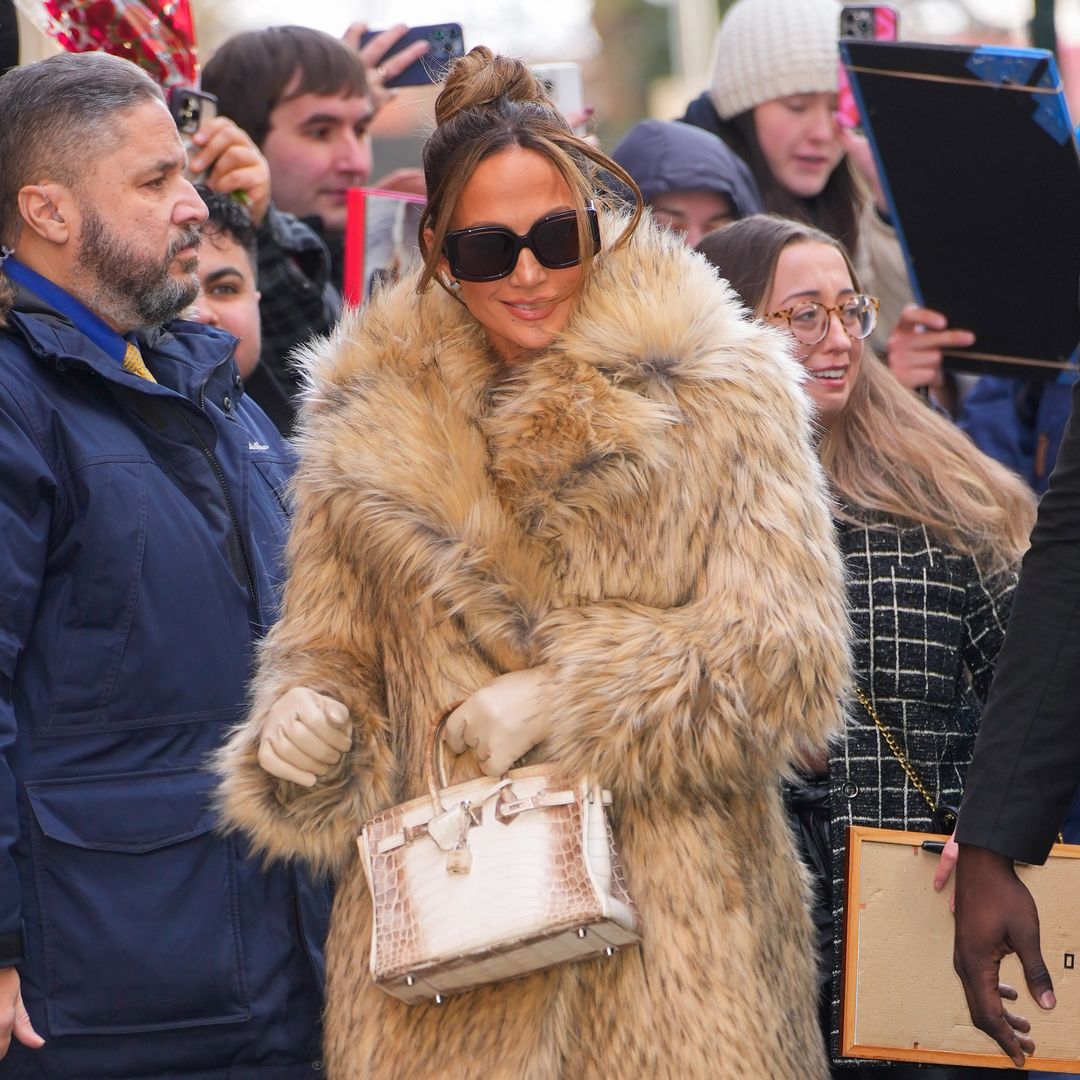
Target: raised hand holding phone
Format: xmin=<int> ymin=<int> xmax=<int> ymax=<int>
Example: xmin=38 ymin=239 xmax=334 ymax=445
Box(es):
xmin=169 ymin=87 xmax=218 ymax=184
xmin=836 ymin=5 xmax=899 ymax=131
xmin=346 ymin=22 xmax=463 ymax=107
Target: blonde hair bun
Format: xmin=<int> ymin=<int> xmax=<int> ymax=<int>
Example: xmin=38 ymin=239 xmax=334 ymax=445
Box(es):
xmin=434 ymin=46 xmax=550 ymax=127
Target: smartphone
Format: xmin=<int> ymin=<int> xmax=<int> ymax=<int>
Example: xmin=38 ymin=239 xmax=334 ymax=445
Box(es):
xmin=837 ymin=6 xmax=899 ymax=130
xmin=169 ymin=87 xmax=218 ymax=184
xmin=530 ymin=62 xmax=586 ymax=133
xmin=358 ymin=23 xmax=465 ymax=88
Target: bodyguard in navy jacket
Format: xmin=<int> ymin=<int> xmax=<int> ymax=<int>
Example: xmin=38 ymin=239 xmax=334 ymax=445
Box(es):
xmin=0 ymin=54 xmax=329 ymax=1077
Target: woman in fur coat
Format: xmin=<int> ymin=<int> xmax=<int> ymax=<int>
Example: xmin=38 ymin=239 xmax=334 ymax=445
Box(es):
xmin=216 ymin=49 xmax=850 ymax=1079
xmin=697 ymin=216 xmax=1035 ymax=1077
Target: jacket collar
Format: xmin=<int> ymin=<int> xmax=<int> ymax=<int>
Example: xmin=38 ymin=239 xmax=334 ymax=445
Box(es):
xmin=3 ymin=257 xmax=132 ymax=364
xmin=4 ymin=282 xmax=240 ymax=406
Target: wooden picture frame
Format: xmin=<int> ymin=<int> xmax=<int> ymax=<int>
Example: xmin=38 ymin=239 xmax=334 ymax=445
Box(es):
xmin=842 ymin=825 xmax=1080 ymax=1071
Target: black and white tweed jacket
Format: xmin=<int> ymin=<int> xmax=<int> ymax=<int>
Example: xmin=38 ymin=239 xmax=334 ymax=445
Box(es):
xmin=822 ymin=516 xmax=1017 ymax=1058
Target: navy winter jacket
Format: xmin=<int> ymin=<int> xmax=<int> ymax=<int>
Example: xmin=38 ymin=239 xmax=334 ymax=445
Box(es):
xmin=0 ymin=299 xmax=329 ymax=1078
xmin=958 ymin=373 xmax=1077 ymax=495
xmin=678 ymin=90 xmax=725 ymax=138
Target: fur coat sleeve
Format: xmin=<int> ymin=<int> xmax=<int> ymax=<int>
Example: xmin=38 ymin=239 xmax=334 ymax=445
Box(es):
xmin=531 ymin=288 xmax=849 ymax=802
xmin=212 ymin=490 xmax=399 ymax=873
xmin=214 ymin=215 xmax=850 ymax=872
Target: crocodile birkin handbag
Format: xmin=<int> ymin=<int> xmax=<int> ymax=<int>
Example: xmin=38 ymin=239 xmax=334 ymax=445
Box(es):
xmin=358 ymin=705 xmax=643 ymax=1004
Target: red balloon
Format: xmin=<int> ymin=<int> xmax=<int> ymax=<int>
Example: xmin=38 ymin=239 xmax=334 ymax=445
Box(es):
xmin=19 ymin=0 xmax=199 ymax=87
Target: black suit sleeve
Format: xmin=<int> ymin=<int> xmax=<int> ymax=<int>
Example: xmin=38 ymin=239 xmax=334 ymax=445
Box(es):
xmin=956 ymin=376 xmax=1080 ymax=865
xmin=0 ymin=0 xmax=18 ymax=78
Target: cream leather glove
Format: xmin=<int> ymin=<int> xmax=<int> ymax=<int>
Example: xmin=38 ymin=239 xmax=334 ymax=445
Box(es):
xmin=444 ymin=668 xmax=551 ymax=777
xmin=255 ymin=687 xmax=351 ymax=788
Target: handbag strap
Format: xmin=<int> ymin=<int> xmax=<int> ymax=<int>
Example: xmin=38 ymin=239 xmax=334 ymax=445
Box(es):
xmin=373 ymin=785 xmax=614 ymax=856
xmin=427 ymin=702 xmax=465 ymax=809
xmin=854 ymin=687 xmax=938 ymax=818
xmin=855 ymin=687 xmax=1063 ymax=845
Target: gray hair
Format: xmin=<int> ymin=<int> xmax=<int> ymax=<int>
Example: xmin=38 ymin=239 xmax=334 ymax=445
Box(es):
xmin=0 ymin=52 xmax=164 ymax=246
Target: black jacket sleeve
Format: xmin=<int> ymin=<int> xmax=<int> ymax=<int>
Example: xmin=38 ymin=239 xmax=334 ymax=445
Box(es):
xmin=956 ymin=377 xmax=1080 ymax=864
xmin=0 ymin=0 xmax=18 ymax=78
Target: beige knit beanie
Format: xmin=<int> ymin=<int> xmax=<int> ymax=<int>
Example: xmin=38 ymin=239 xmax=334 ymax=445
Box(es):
xmin=709 ymin=0 xmax=842 ymax=121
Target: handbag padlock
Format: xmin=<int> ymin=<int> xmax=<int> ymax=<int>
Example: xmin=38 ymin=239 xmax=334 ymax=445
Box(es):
xmin=447 ymin=807 xmax=474 ymax=875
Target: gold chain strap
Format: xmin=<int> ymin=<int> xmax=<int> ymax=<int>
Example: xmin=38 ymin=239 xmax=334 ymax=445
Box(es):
xmin=854 ymin=687 xmax=938 ymax=818
xmin=855 ymin=687 xmax=1064 ymax=845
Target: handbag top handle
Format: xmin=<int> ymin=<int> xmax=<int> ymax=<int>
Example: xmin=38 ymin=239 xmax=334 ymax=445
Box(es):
xmin=426 ymin=701 xmax=466 ymax=810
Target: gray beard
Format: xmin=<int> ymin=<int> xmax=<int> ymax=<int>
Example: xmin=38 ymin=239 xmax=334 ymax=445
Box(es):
xmin=71 ymin=205 xmax=201 ymax=331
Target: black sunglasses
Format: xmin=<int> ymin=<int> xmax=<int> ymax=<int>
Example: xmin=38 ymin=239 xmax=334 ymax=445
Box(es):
xmin=443 ymin=206 xmax=601 ymax=283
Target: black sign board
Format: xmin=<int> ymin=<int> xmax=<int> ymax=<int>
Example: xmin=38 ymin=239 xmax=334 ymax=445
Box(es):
xmin=842 ymin=40 xmax=1080 ymax=380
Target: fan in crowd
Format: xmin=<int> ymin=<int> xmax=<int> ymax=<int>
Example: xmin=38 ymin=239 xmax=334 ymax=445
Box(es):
xmin=683 ymin=0 xmax=977 ymax=411
xmin=697 ymin=214 xmax=1034 ymax=1080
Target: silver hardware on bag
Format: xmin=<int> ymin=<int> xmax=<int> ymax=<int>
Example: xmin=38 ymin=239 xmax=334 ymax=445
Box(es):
xmin=446 ymin=803 xmax=474 ymax=875
xmin=357 ymin=702 xmax=643 ymax=1005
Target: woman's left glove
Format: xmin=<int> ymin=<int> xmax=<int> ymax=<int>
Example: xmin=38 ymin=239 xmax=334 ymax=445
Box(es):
xmin=444 ymin=668 xmax=551 ymax=776
xmin=255 ymin=686 xmax=352 ymax=788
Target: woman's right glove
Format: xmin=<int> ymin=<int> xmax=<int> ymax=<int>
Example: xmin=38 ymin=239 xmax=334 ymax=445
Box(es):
xmin=255 ymin=687 xmax=352 ymax=787
xmin=443 ymin=668 xmax=551 ymax=777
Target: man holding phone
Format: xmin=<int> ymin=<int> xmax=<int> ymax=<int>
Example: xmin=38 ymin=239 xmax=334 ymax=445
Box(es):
xmin=202 ymin=24 xmax=429 ymax=427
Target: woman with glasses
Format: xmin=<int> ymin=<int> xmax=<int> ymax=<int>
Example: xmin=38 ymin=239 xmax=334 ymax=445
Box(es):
xmin=697 ymin=214 xmax=1034 ymax=1079
xmin=682 ymin=0 xmax=976 ymax=410
xmin=215 ymin=47 xmax=851 ymax=1079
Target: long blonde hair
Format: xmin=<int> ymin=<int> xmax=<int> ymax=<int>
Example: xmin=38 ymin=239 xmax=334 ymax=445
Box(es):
xmin=696 ymin=215 xmax=1035 ymax=577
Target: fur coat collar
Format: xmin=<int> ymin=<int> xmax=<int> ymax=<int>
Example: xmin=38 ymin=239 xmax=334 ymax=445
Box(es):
xmin=289 ymin=214 xmax=816 ymax=668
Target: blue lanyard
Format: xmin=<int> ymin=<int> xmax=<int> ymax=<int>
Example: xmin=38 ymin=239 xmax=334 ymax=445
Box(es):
xmin=2 ymin=256 xmax=132 ymax=364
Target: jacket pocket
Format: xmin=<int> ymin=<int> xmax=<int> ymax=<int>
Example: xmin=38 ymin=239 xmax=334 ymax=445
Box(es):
xmin=252 ymin=455 xmax=293 ymax=521
xmin=25 ymin=767 xmax=251 ymax=1035
xmin=46 ymin=462 xmax=147 ymax=727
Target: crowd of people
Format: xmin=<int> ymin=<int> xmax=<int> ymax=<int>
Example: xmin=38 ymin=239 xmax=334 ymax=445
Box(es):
xmin=0 ymin=0 xmax=1077 ymax=1076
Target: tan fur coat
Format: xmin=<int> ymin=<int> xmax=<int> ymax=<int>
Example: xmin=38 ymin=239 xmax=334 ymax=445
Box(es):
xmin=216 ymin=216 xmax=850 ymax=1079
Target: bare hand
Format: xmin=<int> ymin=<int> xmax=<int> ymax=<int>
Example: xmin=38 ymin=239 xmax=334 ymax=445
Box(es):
xmin=932 ymin=831 xmax=959 ymax=912
xmin=343 ymin=22 xmax=430 ymax=112
xmin=954 ymin=844 xmax=1054 ymax=1067
xmin=0 ymin=966 xmax=44 ymax=1059
xmin=444 ymin=668 xmax=551 ymax=776
xmin=887 ymin=304 xmax=975 ymax=392
xmin=370 ymin=168 xmax=426 ymax=197
xmin=190 ymin=117 xmax=271 ymax=227
xmin=255 ymin=687 xmax=351 ymax=787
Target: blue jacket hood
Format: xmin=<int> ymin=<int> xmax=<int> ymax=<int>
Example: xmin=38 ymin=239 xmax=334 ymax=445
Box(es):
xmin=611 ymin=119 xmax=762 ymax=218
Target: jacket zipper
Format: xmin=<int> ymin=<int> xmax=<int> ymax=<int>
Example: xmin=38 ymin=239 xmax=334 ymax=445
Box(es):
xmin=172 ymin=404 xmax=259 ymax=607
